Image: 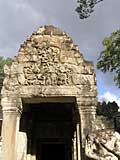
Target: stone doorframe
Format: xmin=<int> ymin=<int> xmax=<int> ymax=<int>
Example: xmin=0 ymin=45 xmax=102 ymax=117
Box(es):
xmin=21 ymin=96 xmax=80 ymax=160
xmin=1 ymin=93 xmax=96 ymax=160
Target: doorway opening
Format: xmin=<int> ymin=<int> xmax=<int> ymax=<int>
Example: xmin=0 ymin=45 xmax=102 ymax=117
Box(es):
xmin=20 ymin=97 xmax=79 ymax=160
xmin=37 ymin=143 xmax=66 ymax=160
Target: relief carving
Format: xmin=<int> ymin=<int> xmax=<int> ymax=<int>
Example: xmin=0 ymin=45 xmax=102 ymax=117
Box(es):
xmin=3 ymin=74 xmax=19 ymax=91
xmin=21 ymin=44 xmax=74 ymax=86
xmin=23 ymin=62 xmax=74 ymax=86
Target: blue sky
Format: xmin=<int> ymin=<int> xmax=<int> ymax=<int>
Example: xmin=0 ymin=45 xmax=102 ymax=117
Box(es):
xmin=0 ymin=0 xmax=120 ymax=105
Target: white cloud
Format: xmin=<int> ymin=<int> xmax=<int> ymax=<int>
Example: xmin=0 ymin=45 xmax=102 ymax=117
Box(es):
xmin=99 ymin=91 xmax=120 ymax=107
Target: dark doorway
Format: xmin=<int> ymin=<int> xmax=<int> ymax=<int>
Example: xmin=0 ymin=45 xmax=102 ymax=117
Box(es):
xmin=20 ymin=100 xmax=78 ymax=160
xmin=37 ymin=143 xmax=66 ymax=160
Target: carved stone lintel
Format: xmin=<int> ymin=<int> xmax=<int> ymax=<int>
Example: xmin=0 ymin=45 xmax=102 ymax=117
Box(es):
xmin=22 ymin=62 xmax=74 ymax=86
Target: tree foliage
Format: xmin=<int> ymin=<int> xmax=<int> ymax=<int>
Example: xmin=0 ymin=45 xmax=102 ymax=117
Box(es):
xmin=0 ymin=56 xmax=12 ymax=91
xmin=0 ymin=56 xmax=12 ymax=77
xmin=76 ymin=0 xmax=103 ymax=19
xmin=97 ymin=30 xmax=120 ymax=87
xmin=97 ymin=101 xmax=119 ymax=119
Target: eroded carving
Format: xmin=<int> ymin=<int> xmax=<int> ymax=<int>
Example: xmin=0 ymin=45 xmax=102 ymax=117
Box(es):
xmin=3 ymin=74 xmax=19 ymax=91
xmin=23 ymin=62 xmax=73 ymax=86
xmin=85 ymin=130 xmax=120 ymax=160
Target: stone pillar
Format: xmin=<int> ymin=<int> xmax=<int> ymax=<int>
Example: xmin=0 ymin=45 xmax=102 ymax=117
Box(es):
xmin=76 ymin=123 xmax=81 ymax=160
xmin=73 ymin=131 xmax=77 ymax=160
xmin=77 ymin=96 xmax=97 ymax=147
xmin=1 ymin=97 xmax=22 ymax=160
xmin=16 ymin=132 xmax=27 ymax=160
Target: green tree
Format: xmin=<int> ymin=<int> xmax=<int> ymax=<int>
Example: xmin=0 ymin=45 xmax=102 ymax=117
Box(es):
xmin=76 ymin=0 xmax=103 ymax=19
xmin=0 ymin=56 xmax=12 ymax=90
xmin=97 ymin=101 xmax=119 ymax=119
xmin=97 ymin=30 xmax=120 ymax=87
xmin=0 ymin=56 xmax=12 ymax=75
xmin=76 ymin=1 xmax=120 ymax=87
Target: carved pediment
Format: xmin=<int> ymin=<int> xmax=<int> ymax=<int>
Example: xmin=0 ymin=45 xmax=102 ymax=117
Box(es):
xmin=16 ymin=26 xmax=84 ymax=86
xmin=2 ymin=25 xmax=96 ymax=95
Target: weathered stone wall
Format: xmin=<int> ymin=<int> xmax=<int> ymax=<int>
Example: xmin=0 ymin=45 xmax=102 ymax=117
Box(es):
xmin=95 ymin=116 xmax=114 ymax=130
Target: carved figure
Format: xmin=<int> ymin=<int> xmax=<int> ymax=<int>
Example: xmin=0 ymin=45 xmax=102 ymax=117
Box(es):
xmin=85 ymin=130 xmax=120 ymax=160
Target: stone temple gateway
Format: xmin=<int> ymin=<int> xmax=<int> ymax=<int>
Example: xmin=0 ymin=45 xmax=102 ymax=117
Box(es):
xmin=1 ymin=26 xmax=97 ymax=160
